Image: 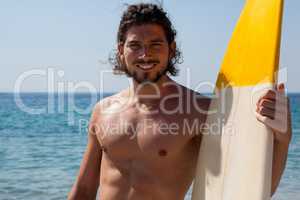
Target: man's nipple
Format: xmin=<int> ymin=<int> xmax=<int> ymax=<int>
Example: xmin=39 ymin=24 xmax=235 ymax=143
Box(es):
xmin=158 ymin=149 xmax=168 ymax=157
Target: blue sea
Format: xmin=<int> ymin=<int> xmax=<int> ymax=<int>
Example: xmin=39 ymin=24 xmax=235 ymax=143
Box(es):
xmin=0 ymin=93 xmax=299 ymax=200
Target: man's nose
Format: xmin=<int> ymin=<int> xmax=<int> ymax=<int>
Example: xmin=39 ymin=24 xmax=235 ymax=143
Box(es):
xmin=140 ymin=46 xmax=152 ymax=57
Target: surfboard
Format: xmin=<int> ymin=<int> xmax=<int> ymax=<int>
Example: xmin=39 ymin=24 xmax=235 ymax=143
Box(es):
xmin=191 ymin=0 xmax=284 ymax=199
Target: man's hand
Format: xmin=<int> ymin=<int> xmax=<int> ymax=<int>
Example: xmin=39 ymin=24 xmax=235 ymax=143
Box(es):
xmin=255 ymin=83 xmax=292 ymax=145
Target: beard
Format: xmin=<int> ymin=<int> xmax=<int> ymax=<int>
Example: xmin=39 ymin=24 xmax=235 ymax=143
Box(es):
xmin=124 ymin=62 xmax=170 ymax=84
xmin=124 ymin=55 xmax=172 ymax=83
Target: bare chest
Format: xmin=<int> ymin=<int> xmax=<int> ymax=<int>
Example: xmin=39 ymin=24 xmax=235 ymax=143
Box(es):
xmin=96 ymin=111 xmax=200 ymax=160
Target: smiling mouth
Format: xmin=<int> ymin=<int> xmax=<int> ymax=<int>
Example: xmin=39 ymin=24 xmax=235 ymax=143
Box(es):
xmin=136 ymin=63 xmax=157 ymax=70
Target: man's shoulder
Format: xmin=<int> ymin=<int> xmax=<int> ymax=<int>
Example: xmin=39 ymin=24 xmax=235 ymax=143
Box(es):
xmin=89 ymin=91 xmax=126 ymax=133
xmin=165 ymin=82 xmax=211 ymax=115
xmin=92 ymin=89 xmax=130 ymax=118
xmin=179 ymin=84 xmax=211 ymax=108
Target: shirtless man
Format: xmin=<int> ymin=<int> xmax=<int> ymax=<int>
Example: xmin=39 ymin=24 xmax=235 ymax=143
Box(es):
xmin=68 ymin=3 xmax=292 ymax=200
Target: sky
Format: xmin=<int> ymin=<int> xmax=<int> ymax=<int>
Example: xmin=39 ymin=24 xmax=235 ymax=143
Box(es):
xmin=0 ymin=0 xmax=299 ymax=93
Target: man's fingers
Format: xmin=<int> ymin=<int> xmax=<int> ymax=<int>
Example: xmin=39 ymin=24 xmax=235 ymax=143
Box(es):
xmin=259 ymin=99 xmax=275 ymax=110
xmin=257 ymin=98 xmax=287 ymax=113
xmin=257 ymin=89 xmax=287 ymax=107
xmin=261 ymin=89 xmax=276 ymax=101
xmin=255 ymin=111 xmax=273 ymax=125
xmin=257 ymin=106 xmax=275 ymax=120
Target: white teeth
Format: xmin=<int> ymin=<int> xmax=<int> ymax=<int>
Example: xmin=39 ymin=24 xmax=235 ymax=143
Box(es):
xmin=137 ymin=64 xmax=156 ymax=70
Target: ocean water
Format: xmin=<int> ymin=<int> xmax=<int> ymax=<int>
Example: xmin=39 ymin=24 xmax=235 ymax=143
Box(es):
xmin=0 ymin=93 xmax=299 ymax=200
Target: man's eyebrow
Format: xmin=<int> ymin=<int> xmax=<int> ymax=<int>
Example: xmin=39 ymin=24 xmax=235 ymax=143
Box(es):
xmin=127 ymin=38 xmax=165 ymax=43
xmin=127 ymin=40 xmax=140 ymax=44
xmin=150 ymin=39 xmax=164 ymax=43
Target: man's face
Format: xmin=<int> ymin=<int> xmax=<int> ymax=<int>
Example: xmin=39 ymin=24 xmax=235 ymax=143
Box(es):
xmin=118 ymin=24 xmax=174 ymax=83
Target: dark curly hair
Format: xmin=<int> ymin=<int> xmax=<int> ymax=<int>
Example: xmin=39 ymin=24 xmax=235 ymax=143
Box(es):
xmin=109 ymin=3 xmax=183 ymax=76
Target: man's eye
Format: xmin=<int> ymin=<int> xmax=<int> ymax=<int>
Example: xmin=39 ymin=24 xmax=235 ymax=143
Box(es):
xmin=129 ymin=44 xmax=140 ymax=49
xmin=151 ymin=43 xmax=162 ymax=47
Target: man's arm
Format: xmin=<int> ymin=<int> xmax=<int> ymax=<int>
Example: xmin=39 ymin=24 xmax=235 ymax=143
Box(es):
xmin=256 ymin=83 xmax=292 ymax=197
xmin=271 ymin=137 xmax=290 ymax=196
xmin=68 ymin=104 xmax=102 ymax=200
xmin=271 ymin=91 xmax=292 ymax=196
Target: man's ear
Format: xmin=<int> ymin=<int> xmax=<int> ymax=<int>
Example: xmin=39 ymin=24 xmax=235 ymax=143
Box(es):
xmin=169 ymin=41 xmax=176 ymax=59
xmin=118 ymin=43 xmax=124 ymax=56
xmin=117 ymin=43 xmax=126 ymax=70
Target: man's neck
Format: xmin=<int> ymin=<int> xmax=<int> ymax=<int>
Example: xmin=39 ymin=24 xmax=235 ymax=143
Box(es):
xmin=128 ymin=75 xmax=175 ymax=105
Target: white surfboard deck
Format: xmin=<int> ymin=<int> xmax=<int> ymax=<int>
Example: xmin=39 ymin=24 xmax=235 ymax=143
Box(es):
xmin=191 ymin=0 xmax=284 ymax=199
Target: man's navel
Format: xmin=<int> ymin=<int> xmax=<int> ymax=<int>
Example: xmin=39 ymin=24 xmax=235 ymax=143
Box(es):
xmin=101 ymin=145 xmax=108 ymax=153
